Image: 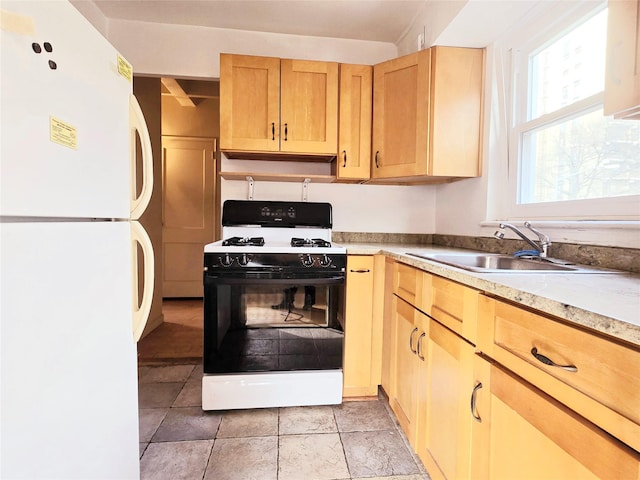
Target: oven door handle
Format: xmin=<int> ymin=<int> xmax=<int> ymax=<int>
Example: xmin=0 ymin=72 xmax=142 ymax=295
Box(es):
xmin=204 ymin=274 xmax=345 ymax=285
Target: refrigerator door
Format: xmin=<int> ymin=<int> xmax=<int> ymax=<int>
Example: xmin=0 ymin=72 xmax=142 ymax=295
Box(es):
xmin=0 ymin=221 xmax=140 ymax=479
xmin=0 ymin=1 xmax=132 ymax=219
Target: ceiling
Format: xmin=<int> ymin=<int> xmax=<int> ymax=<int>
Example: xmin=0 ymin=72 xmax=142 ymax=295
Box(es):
xmin=92 ymin=0 xmax=427 ymax=43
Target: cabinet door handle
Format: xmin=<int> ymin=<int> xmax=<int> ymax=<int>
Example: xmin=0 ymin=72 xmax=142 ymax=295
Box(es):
xmin=470 ymin=382 xmax=483 ymax=422
xmin=349 ymin=269 xmax=370 ymax=273
xmin=284 ymin=123 xmax=288 ymax=141
xmin=375 ymin=151 xmax=380 ymax=168
xmin=409 ymin=327 xmax=419 ymax=354
xmin=342 ymin=150 xmax=347 ymax=167
xmin=530 ymin=347 xmax=578 ymax=373
xmin=271 ymin=122 xmax=275 ymax=141
xmin=416 ymin=332 xmax=426 ymax=360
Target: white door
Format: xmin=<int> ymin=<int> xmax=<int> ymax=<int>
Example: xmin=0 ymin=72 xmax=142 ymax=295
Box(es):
xmin=0 ymin=221 xmax=139 ymax=479
xmin=162 ymin=136 xmax=217 ymax=297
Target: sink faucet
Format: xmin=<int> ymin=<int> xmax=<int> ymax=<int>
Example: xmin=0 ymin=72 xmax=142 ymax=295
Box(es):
xmin=494 ymin=221 xmax=551 ymax=258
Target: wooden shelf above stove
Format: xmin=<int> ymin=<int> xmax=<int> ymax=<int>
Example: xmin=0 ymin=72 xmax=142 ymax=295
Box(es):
xmin=219 ymin=171 xmax=337 ymax=183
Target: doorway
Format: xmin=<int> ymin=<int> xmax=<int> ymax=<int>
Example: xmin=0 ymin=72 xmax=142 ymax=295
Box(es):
xmin=161 ymin=78 xmax=220 ymax=298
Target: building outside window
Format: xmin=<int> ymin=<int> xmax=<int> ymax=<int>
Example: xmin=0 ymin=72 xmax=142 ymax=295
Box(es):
xmin=507 ymin=4 xmax=640 ymax=221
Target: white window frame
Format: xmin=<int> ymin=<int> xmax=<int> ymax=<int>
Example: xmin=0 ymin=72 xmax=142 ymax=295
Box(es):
xmin=504 ymin=1 xmax=640 ymax=222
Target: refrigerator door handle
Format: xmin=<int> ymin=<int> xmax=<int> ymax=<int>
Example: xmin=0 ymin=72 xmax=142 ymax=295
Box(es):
xmin=131 ymin=220 xmax=154 ymax=342
xmin=129 ymin=94 xmax=154 ymax=220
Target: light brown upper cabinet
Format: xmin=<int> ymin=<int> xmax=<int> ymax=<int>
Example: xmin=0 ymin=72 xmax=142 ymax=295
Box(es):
xmin=604 ymin=0 xmax=640 ymax=120
xmin=220 ymin=53 xmax=339 ymax=158
xmin=371 ymin=47 xmax=484 ymax=183
xmin=337 ymin=64 xmax=372 ymax=181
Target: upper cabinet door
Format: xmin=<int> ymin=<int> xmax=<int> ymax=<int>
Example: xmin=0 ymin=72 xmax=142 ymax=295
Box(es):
xmin=371 ymin=47 xmax=484 ymax=182
xmin=337 ymin=64 xmax=373 ymax=181
xmin=372 ymin=50 xmax=431 ymax=179
xmin=280 ymin=59 xmax=339 ymax=154
xmin=220 ymin=54 xmax=280 ymax=151
xmin=604 ymin=0 xmax=640 ymax=119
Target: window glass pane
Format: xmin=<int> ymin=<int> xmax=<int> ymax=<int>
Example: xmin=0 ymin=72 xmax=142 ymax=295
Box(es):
xmin=529 ymin=9 xmax=607 ymax=119
xmin=519 ymin=109 xmax=640 ymax=204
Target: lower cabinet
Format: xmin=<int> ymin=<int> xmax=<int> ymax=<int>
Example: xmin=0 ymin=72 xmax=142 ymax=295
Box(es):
xmin=343 ymin=255 xmax=383 ymax=397
xmin=471 ymin=357 xmax=640 ymax=480
xmin=389 ymin=295 xmax=423 ymax=446
xmin=419 ymin=318 xmax=475 ymax=480
xmin=382 ymin=261 xmax=640 ymax=480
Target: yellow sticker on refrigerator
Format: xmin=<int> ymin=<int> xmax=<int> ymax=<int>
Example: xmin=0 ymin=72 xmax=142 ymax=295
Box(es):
xmin=50 ymin=117 xmax=78 ymax=149
xmin=117 ymin=54 xmax=133 ymax=81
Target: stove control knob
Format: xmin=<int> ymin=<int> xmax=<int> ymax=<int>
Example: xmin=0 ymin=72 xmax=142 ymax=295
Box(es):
xmin=300 ymin=254 xmax=314 ymax=267
xmin=238 ymin=254 xmax=251 ymax=266
xmin=220 ymin=253 xmax=234 ymax=267
xmin=319 ymin=254 xmax=332 ymax=267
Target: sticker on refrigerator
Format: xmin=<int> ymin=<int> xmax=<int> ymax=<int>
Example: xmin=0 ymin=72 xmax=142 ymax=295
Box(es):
xmin=50 ymin=117 xmax=77 ymax=149
xmin=117 ymin=54 xmax=132 ymax=82
xmin=0 ymin=9 xmax=35 ymax=35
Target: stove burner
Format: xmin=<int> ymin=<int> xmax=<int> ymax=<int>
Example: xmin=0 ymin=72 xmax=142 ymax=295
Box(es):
xmin=291 ymin=238 xmax=332 ymax=248
xmin=222 ymin=236 xmax=265 ymax=247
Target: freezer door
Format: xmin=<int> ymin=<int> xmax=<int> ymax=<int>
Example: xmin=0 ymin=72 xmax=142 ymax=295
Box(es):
xmin=0 ymin=1 xmax=132 ymax=219
xmin=0 ymin=221 xmax=140 ymax=479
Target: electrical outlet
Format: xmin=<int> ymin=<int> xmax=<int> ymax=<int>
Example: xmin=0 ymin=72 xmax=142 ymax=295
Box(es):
xmin=417 ymin=33 xmax=425 ymax=50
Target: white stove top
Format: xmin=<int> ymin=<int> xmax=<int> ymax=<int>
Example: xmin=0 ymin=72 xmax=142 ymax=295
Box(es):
xmin=204 ymin=227 xmax=346 ymax=255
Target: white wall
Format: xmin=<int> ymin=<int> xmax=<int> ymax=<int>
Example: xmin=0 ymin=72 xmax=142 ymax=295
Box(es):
xmin=73 ymin=1 xmax=638 ymax=244
xmin=105 ymin=18 xmax=398 ymax=78
xmin=72 ymin=5 xmax=437 ymax=234
xmin=222 ymin=178 xmax=437 ymax=233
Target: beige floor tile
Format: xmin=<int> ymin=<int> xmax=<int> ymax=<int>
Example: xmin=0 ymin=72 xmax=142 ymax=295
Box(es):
xmin=204 ymin=436 xmax=278 ymax=480
xmin=279 ymin=405 xmax=337 ymax=435
xmin=333 ymin=400 xmax=396 ymax=432
xmin=138 ymin=364 xmax=196 ymax=383
xmin=140 ymin=440 xmax=213 ymax=480
xmin=138 ymin=382 xmax=184 ymax=408
xmin=341 ymin=430 xmax=421 ymax=478
xmin=217 ymin=408 xmax=279 ymax=438
xmin=188 ymin=363 xmax=203 ymax=381
xmin=278 ymin=433 xmax=349 ymax=480
xmin=152 ymin=407 xmax=221 ymax=442
xmin=139 ymin=408 xmax=168 ymax=442
xmin=173 ymin=380 xmax=202 ymax=407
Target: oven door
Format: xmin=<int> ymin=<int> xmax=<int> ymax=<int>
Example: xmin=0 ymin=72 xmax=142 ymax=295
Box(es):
xmin=203 ymin=270 xmax=345 ymax=375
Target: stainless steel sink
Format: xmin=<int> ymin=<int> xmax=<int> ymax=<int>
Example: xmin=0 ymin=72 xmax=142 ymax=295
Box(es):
xmin=406 ymin=253 xmax=617 ymax=274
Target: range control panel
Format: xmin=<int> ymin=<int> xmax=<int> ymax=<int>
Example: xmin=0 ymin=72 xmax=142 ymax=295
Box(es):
xmin=221 ymin=200 xmax=332 ymax=228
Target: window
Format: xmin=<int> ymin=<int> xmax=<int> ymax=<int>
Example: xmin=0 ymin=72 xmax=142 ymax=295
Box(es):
xmin=507 ymin=4 xmax=640 ymax=220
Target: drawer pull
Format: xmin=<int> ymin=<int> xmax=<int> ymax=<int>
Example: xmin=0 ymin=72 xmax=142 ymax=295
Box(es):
xmin=349 ymin=269 xmax=370 ymax=273
xmin=531 ymin=347 xmax=578 ymax=373
xmin=417 ymin=332 xmax=426 ymax=361
xmin=409 ymin=327 xmax=419 ymax=354
xmin=470 ymin=382 xmax=483 ymax=422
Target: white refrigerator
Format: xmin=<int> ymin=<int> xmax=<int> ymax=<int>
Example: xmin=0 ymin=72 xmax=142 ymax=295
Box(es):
xmin=0 ymin=2 xmax=154 ymax=478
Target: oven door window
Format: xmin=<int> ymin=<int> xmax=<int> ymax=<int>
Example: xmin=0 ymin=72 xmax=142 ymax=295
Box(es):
xmin=204 ymin=281 xmax=343 ymax=374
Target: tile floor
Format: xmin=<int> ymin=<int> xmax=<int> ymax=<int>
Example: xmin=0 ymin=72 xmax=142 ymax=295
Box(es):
xmin=138 ymin=362 xmax=430 ymax=480
xmin=137 ymin=300 xmax=430 ymax=480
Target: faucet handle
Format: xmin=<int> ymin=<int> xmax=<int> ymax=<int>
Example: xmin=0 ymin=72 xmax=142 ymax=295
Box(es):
xmin=523 ymin=221 xmax=551 ymax=246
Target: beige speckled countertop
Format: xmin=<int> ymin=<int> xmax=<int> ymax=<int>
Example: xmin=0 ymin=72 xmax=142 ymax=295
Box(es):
xmin=342 ymin=243 xmax=640 ymax=348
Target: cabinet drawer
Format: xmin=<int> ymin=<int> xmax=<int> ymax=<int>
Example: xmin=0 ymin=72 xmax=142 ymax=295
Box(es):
xmin=424 ymin=274 xmax=479 ymax=345
xmin=478 ymin=295 xmax=640 ymax=452
xmin=394 ymin=262 xmax=422 ymax=307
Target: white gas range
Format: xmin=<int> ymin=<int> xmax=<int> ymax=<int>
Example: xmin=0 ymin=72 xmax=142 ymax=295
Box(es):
xmin=202 ymin=200 xmax=347 ymax=410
